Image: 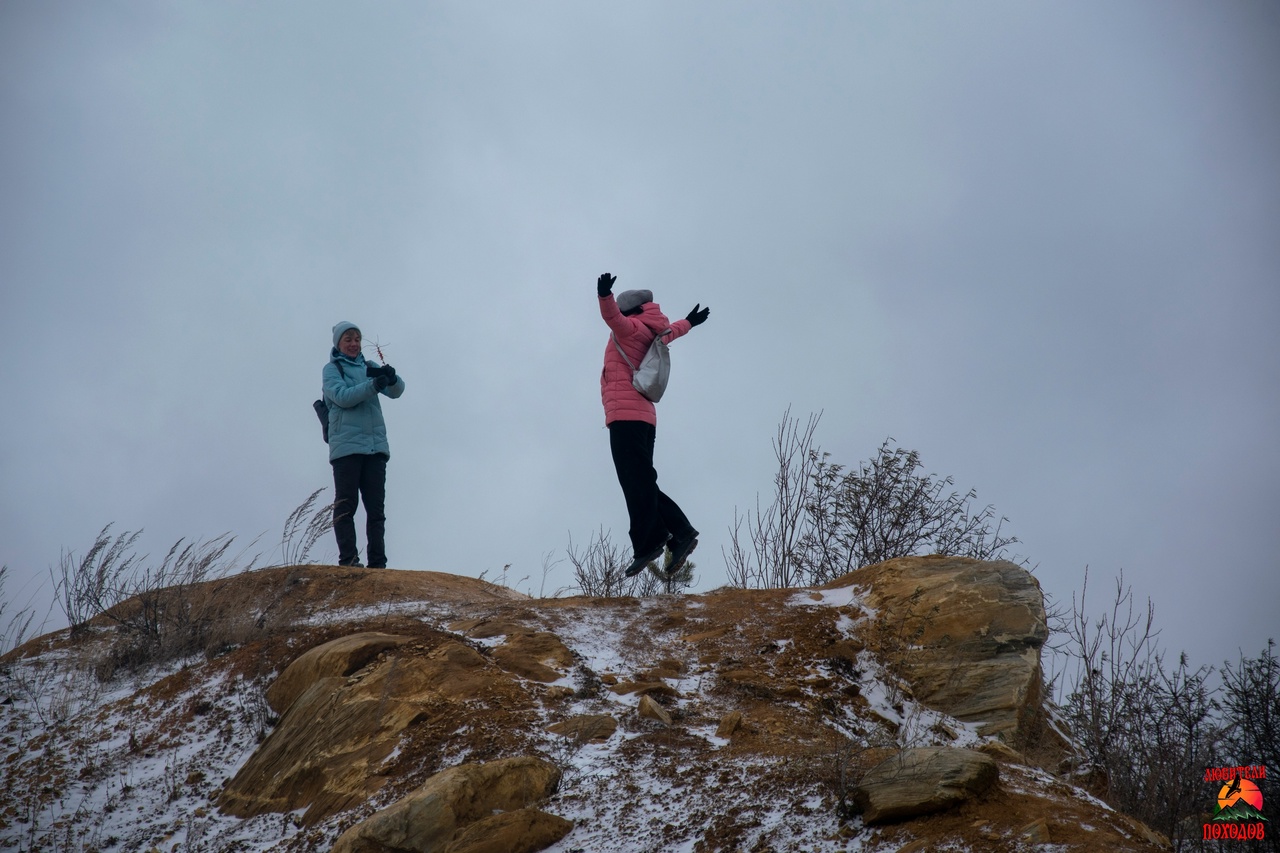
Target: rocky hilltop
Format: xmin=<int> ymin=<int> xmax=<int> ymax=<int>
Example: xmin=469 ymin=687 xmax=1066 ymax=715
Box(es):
xmin=1 ymin=556 xmax=1170 ymax=852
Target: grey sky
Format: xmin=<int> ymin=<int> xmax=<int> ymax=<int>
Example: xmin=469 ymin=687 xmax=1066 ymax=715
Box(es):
xmin=2 ymin=1 xmax=1277 ymax=675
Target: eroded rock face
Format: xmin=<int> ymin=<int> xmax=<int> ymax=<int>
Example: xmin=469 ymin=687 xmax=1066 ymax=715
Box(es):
xmin=443 ymin=807 xmax=575 ymax=853
xmin=219 ymin=637 xmax=536 ymax=824
xmin=330 ymin=756 xmax=567 ymax=853
xmin=265 ymin=631 xmax=411 ymax=715
xmin=490 ymin=631 xmax=576 ymax=683
xmin=546 ymin=714 xmax=617 ymax=743
xmin=844 ymin=555 xmax=1048 ymax=738
xmin=451 ymin=618 xmax=577 ymax=684
xmin=213 ymin=561 xmax=1075 ymax=846
xmin=853 ymin=747 xmax=999 ymax=824
xmin=15 ymin=563 xmax=1174 ymax=853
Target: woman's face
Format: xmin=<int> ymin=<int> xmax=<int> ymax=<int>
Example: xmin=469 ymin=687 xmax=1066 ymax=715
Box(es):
xmin=339 ymin=329 xmax=362 ymax=358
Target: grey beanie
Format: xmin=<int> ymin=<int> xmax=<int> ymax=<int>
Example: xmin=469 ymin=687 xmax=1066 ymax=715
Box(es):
xmin=332 ymin=321 xmax=360 ymax=348
xmin=616 ymin=289 xmax=653 ymax=314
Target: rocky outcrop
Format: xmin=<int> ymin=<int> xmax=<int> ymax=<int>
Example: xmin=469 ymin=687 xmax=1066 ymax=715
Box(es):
xmin=853 ymin=747 xmax=1000 ymax=824
xmin=490 ymin=631 xmax=576 ymax=683
xmin=219 ymin=637 xmax=538 ymax=823
xmin=265 ymin=631 xmax=411 ymax=714
xmin=8 ymin=561 xmax=1179 ymax=852
xmin=222 ymin=557 xmax=1058 ymax=833
xmin=195 ymin=561 xmax=1163 ymax=851
xmin=844 ymin=555 xmax=1048 ymax=739
xmin=451 ymin=619 xmax=577 ymax=683
xmin=443 ymin=808 xmax=574 ymax=853
xmin=330 ymin=756 xmax=569 ymax=853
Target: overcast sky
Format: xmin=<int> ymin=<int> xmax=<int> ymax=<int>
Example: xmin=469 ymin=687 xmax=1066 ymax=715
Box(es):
xmin=2 ymin=1 xmax=1277 ymax=676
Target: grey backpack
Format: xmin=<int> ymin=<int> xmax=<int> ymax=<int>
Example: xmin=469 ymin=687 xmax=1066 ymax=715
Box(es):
xmin=613 ymin=328 xmax=672 ymax=402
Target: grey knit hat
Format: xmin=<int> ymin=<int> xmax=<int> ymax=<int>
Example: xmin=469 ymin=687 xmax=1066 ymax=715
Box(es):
xmin=616 ymin=289 xmax=653 ymax=314
xmin=332 ymin=321 xmax=360 ymax=347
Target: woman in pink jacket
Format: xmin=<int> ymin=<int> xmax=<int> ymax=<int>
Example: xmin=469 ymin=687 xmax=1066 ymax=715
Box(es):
xmin=597 ymin=272 xmax=711 ymax=578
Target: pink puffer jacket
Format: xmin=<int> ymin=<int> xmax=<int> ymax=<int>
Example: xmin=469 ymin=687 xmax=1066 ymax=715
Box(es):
xmin=600 ymin=295 xmax=692 ymax=426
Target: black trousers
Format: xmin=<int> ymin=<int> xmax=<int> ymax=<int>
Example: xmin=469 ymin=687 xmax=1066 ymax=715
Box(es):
xmin=331 ymin=453 xmax=388 ymax=568
xmin=608 ymin=421 xmax=695 ymax=558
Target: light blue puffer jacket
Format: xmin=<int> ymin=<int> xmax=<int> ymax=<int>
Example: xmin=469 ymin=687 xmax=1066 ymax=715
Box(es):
xmin=323 ymin=349 xmax=405 ymax=462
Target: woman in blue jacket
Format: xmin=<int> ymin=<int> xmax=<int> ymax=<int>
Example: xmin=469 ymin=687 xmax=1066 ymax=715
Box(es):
xmin=323 ymin=321 xmax=405 ymax=568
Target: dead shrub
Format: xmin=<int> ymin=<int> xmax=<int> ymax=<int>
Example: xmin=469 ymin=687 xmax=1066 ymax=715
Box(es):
xmin=725 ymin=409 xmax=1024 ymax=589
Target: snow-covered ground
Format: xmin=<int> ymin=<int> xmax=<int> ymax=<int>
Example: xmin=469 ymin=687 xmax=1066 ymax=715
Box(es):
xmin=1 ymin=577 xmax=1090 ymax=853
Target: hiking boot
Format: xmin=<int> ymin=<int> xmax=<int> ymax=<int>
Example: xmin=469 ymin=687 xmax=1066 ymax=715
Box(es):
xmin=624 ymin=543 xmax=666 ymax=578
xmin=663 ymin=533 xmax=699 ymax=575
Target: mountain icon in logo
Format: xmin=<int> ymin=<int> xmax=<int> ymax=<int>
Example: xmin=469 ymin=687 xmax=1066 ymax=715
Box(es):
xmin=1214 ymin=778 xmax=1266 ymax=822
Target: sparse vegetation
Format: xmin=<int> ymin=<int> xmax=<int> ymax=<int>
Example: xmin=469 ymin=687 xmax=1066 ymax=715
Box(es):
xmin=50 ymin=525 xmax=253 ymax=676
xmin=273 ymin=487 xmax=336 ymax=567
xmin=725 ymin=409 xmax=1022 ymax=589
xmin=1053 ymin=567 xmax=1279 ymax=851
xmin=1219 ymin=639 xmax=1280 ymax=785
xmin=1 ymin=565 xmax=38 ymax=657
xmin=565 ymin=527 xmax=690 ymax=597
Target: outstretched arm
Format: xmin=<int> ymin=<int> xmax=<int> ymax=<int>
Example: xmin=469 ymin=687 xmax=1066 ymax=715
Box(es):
xmin=659 ymin=304 xmax=708 ymax=344
xmin=597 ymin=272 xmax=643 ymax=338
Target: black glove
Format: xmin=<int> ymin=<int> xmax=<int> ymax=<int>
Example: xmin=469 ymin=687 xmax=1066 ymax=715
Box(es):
xmin=382 ymin=364 xmax=396 ymax=383
xmin=373 ymin=374 xmax=392 ymax=390
xmin=686 ymin=303 xmax=710 ymax=327
xmin=597 ymin=273 xmax=616 ymax=298
xmin=366 ymin=364 xmax=397 ymax=382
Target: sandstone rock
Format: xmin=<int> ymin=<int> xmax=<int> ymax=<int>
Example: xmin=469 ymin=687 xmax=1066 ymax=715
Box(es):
xmin=1019 ymin=817 xmax=1051 ymax=843
xmin=608 ymin=680 xmax=678 ymax=698
xmin=542 ymin=685 xmax=575 ymax=701
xmin=490 ymin=631 xmax=575 ymax=682
xmin=265 ymin=631 xmax=410 ymax=715
xmin=716 ymin=711 xmax=744 ymax=738
xmin=637 ymin=694 xmax=672 ymax=725
xmin=1118 ymin=814 xmax=1173 ymax=849
xmin=844 ymin=556 xmax=1047 ymax=739
xmin=977 ymin=739 xmax=1027 ymax=765
xmin=853 ymin=747 xmax=999 ymax=824
xmin=638 ymin=659 xmax=686 ymax=680
xmin=441 ymin=807 xmax=573 ymax=853
xmin=220 ymin=639 xmax=528 ymax=823
xmin=450 ymin=616 xmax=530 ymax=639
xmin=331 ymin=756 xmax=564 ymax=853
xmin=546 ymin=714 xmax=617 ymax=743
xmin=219 ymin=675 xmax=375 ymax=820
